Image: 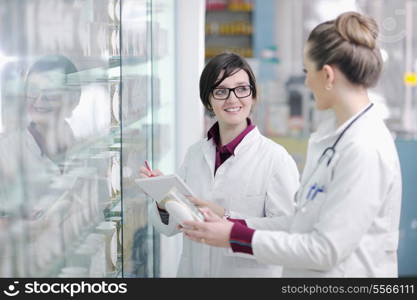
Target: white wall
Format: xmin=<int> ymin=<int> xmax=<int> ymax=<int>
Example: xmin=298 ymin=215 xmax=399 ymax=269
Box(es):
xmin=175 ymin=0 xmax=206 ymax=159
xmin=158 ymin=0 xmax=205 ymax=277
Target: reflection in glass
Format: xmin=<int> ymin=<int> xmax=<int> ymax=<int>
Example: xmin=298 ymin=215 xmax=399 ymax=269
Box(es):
xmin=0 ymin=0 xmax=173 ymax=278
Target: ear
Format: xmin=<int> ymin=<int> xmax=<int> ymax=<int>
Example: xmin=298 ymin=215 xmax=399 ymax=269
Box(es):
xmin=322 ymin=64 xmax=335 ymax=89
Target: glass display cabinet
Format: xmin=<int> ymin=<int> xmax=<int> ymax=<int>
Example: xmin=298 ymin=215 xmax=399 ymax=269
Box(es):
xmin=0 ymin=0 xmax=176 ymax=278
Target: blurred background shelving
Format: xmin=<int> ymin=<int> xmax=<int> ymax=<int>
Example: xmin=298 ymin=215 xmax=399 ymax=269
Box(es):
xmin=205 ymin=0 xmax=254 ymax=59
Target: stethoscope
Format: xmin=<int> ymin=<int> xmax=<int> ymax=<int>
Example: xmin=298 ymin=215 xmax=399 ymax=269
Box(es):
xmin=318 ymin=103 xmax=374 ymax=166
xmin=298 ymin=103 xmax=374 ymax=205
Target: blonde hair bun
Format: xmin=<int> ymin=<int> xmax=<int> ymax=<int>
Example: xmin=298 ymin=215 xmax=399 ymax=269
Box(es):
xmin=335 ymin=12 xmax=378 ymax=49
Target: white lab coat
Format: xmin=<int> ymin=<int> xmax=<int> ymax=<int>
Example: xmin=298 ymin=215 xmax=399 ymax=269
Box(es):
xmin=150 ymin=127 xmax=300 ymax=277
xmin=247 ymin=105 xmax=402 ymax=277
xmin=0 ymin=129 xmax=62 ymax=212
xmin=0 ymin=129 xmax=69 ymax=275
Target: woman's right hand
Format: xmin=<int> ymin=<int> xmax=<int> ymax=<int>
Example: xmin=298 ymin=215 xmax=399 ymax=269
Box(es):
xmin=187 ymin=196 xmax=225 ymax=218
xmin=139 ymin=165 xmax=164 ymax=178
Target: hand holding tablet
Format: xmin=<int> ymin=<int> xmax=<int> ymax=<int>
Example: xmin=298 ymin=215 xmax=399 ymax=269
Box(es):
xmin=136 ymin=174 xmax=204 ymax=224
xmin=160 ymin=187 xmax=204 ymax=225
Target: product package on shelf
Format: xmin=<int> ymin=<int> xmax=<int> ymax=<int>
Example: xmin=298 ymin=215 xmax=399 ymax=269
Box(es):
xmin=95 ymin=221 xmax=118 ymax=276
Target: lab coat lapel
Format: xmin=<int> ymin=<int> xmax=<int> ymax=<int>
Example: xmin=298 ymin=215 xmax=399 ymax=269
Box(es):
xmin=233 ymin=126 xmax=259 ymax=157
xmin=202 ymin=138 xmax=216 ymax=179
xmin=201 ymin=126 xmax=259 ymax=177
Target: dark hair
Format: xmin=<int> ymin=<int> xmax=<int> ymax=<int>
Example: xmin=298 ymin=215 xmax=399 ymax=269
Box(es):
xmin=26 ymin=55 xmax=81 ymax=94
xmin=307 ymin=11 xmax=382 ymax=88
xmin=199 ymin=52 xmax=257 ymax=116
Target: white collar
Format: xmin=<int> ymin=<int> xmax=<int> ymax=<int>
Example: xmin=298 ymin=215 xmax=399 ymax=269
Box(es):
xmin=310 ymin=103 xmax=374 ymax=143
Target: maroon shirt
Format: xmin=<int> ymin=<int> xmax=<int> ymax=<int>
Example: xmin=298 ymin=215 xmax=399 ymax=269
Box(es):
xmin=207 ymin=118 xmax=255 ymax=175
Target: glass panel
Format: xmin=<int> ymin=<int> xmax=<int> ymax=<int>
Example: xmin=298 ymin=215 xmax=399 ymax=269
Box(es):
xmin=119 ymin=0 xmax=176 ymax=278
xmin=119 ymin=0 xmax=154 ymax=278
xmin=150 ymin=0 xmax=176 ymax=277
xmin=0 ymin=0 xmax=125 ymax=277
xmin=0 ymin=0 xmax=177 ymax=278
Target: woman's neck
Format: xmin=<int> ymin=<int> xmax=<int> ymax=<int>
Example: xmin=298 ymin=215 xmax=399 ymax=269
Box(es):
xmin=218 ymin=120 xmax=248 ymax=146
xmin=332 ymin=87 xmax=370 ymax=127
xmin=29 ymin=121 xmax=74 ymax=157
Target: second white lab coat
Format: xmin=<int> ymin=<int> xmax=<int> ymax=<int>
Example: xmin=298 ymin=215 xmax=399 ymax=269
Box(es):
xmin=246 ymin=105 xmax=402 ymax=277
xmin=150 ymin=127 xmax=300 ymax=277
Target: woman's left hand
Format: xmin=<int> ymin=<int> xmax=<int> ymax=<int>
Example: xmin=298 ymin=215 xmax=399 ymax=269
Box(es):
xmin=186 ymin=196 xmax=225 ymax=217
xmin=181 ymin=207 xmax=233 ymax=248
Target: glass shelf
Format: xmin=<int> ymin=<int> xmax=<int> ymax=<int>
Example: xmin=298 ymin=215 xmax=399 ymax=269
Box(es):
xmin=0 ymin=0 xmax=176 ymax=278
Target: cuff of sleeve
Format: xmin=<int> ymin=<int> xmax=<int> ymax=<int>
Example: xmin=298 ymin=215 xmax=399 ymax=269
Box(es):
xmin=229 ymin=222 xmax=254 ymax=255
xmin=156 ymin=202 xmax=167 ymax=213
xmin=228 ymin=218 xmax=247 ymax=226
xmin=156 ymin=203 xmax=169 ymax=225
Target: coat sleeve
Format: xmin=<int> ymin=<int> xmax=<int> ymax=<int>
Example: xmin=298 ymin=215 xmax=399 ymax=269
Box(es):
xmin=245 ymin=148 xmax=299 ymax=230
xmin=148 ymin=201 xmax=180 ymax=236
xmin=148 ymin=147 xmax=192 ymax=237
xmin=251 ymin=143 xmax=389 ymax=271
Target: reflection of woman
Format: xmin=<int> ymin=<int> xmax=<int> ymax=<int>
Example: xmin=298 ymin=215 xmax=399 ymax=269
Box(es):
xmin=0 ymin=55 xmax=81 ymax=215
xmin=0 ymin=56 xmax=82 ymax=276
xmin=141 ymin=53 xmax=299 ymax=277
xmin=25 ymin=55 xmax=81 ymax=169
xmin=183 ymin=12 xmax=402 ymax=277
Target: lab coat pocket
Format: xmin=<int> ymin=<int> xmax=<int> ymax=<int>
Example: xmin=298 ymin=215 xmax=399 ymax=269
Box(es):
xmin=224 ymin=249 xmax=279 ymax=276
xmin=293 ymin=191 xmax=328 ymax=232
xmin=300 ymin=190 xmax=327 ymax=213
xmin=240 ymin=194 xmax=265 ymax=217
xmin=224 ymin=248 xmax=260 ymax=271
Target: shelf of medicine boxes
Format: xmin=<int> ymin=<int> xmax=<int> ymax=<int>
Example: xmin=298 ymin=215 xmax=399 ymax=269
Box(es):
xmin=69 ymin=56 xmax=161 ymax=206
xmin=205 ymin=8 xmax=253 ymax=58
xmin=205 ymin=47 xmax=253 ymax=58
xmin=37 ymin=200 xmax=122 ymax=277
xmin=21 ymin=169 xmax=114 ymax=277
xmin=206 ymin=2 xmax=253 ymax=12
xmin=205 ymin=21 xmax=253 ymax=36
xmin=64 ymin=131 xmax=123 ymax=216
xmin=72 ymin=54 xmax=154 ymax=150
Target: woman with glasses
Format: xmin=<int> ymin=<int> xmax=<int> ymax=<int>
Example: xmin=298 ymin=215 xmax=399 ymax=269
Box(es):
xmin=182 ymin=12 xmax=402 ymax=277
xmin=0 ymin=55 xmax=81 ymax=214
xmin=141 ymin=52 xmax=300 ymax=277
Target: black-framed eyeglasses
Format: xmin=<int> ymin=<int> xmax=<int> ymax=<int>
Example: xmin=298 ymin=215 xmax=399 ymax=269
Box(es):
xmin=211 ymin=85 xmax=253 ymax=100
xmin=26 ymin=89 xmax=65 ymax=102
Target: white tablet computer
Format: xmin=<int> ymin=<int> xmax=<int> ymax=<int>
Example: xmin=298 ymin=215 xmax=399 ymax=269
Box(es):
xmin=163 ymin=188 xmax=204 ymax=222
xmin=136 ymin=174 xmax=203 ymax=221
xmin=135 ymin=174 xmax=194 ymax=203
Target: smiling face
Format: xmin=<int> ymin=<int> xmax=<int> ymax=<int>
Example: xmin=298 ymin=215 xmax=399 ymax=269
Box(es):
xmin=209 ymin=69 xmax=255 ymax=128
xmin=26 ymin=71 xmax=79 ymax=125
